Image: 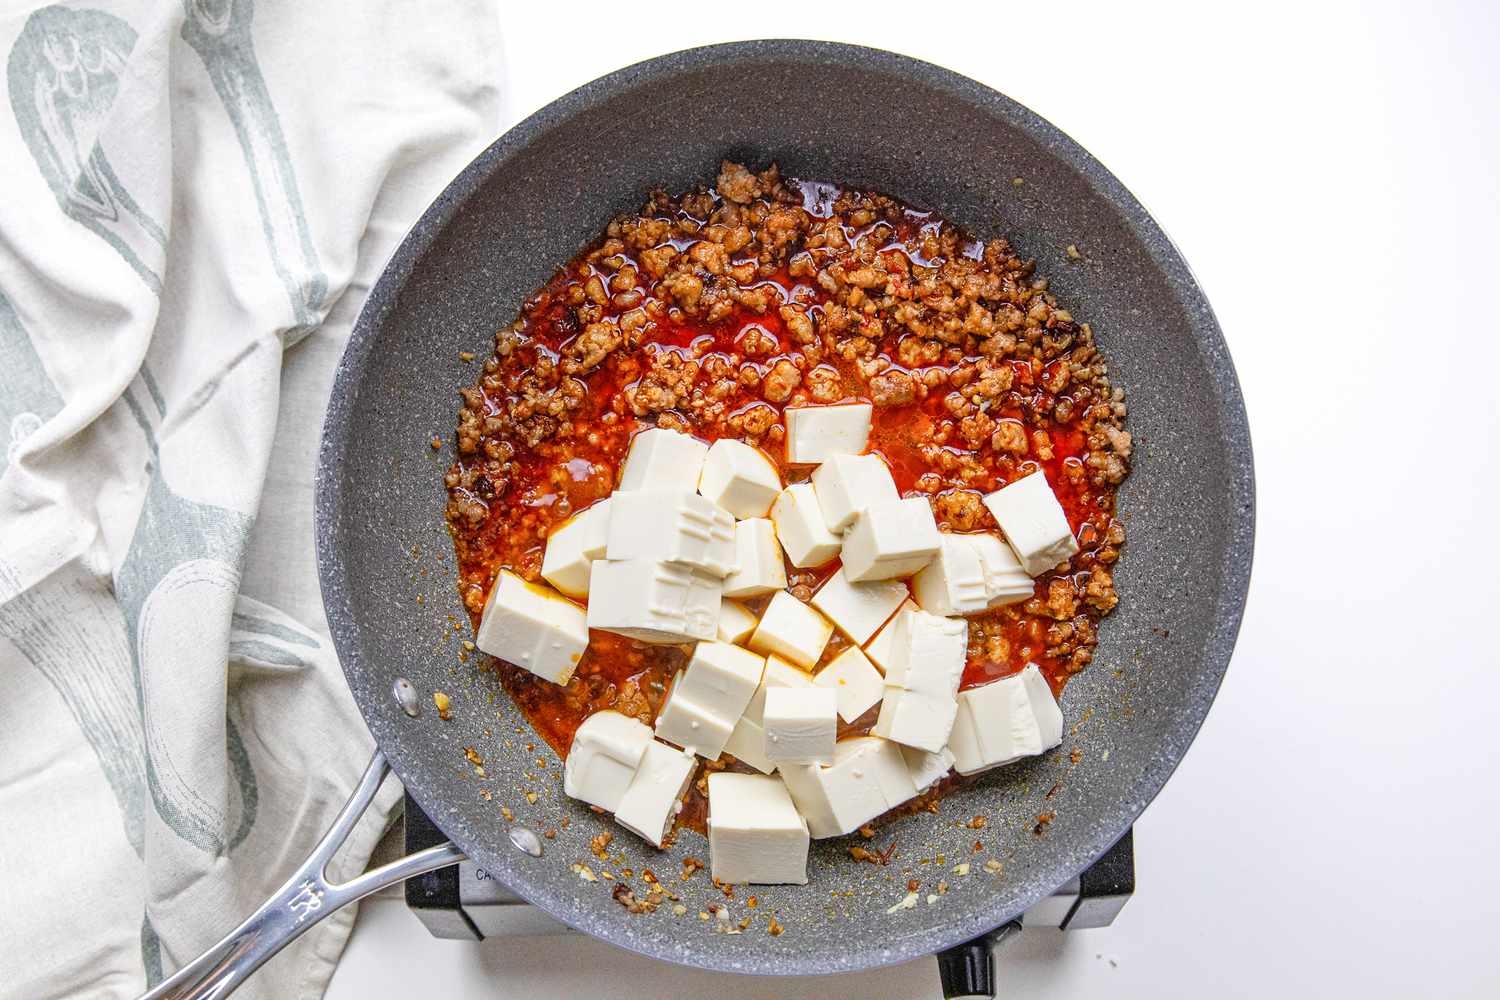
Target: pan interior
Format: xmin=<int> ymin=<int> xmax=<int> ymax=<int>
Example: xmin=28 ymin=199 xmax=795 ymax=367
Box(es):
xmin=316 ymin=40 xmax=1252 ymax=975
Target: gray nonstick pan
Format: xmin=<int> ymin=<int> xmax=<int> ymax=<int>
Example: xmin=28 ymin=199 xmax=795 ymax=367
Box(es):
xmin=141 ymin=39 xmax=1253 ymax=999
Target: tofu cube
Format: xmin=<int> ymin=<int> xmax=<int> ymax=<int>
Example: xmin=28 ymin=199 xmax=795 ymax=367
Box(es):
xmin=784 ymin=403 xmax=873 ymax=464
xmin=879 ymin=609 xmax=968 ymax=697
xmin=810 ymin=453 xmax=898 ymax=532
xmin=949 ymin=664 xmax=1064 ymax=775
xmin=912 ymin=533 xmax=1031 ymax=616
xmin=725 ymin=655 xmax=816 ymax=773
xmin=723 ymin=717 xmax=776 ymax=774
xmin=722 ymin=518 xmax=787 ymax=598
xmin=614 ymin=740 xmax=697 ymax=847
xmin=814 ymin=646 xmax=885 ymax=723
xmin=671 ymin=641 xmax=765 ymax=724
xmin=698 ymin=438 xmax=781 ymax=518
xmin=539 ymin=499 xmax=612 ymax=598
xmin=863 ymin=599 xmax=917 ymax=673
xmin=872 ymin=690 xmax=958 ymax=755
xmin=586 ymin=558 xmax=721 ymax=643
xmin=969 ymin=532 xmax=1036 ymax=607
xmin=981 ymin=471 xmax=1079 ymax=576
xmin=873 ymin=610 xmax=968 ymax=752
xmin=841 ymin=497 xmax=942 ymax=582
xmin=716 ymin=598 xmax=758 ymax=644
xmin=707 ymin=772 xmax=809 ymax=885
xmin=748 ymin=591 xmax=833 ymax=669
xmin=770 ymin=483 xmax=842 ymax=568
xmin=811 ymin=568 xmax=908 ymax=644
xmin=744 ymin=654 xmax=820 ymax=724
xmin=654 ymin=673 xmax=736 ymax=760
xmin=475 ymin=571 xmax=590 ymax=685
xmin=605 ymin=489 xmax=736 ymax=577
xmin=778 ymin=737 xmax=917 ymax=838
xmin=900 ymin=744 xmax=955 ymax=792
xmin=763 ymin=687 xmax=838 ymax=765
xmin=618 ymin=426 xmax=708 ymax=492
xmin=562 ymin=710 xmax=652 ymax=812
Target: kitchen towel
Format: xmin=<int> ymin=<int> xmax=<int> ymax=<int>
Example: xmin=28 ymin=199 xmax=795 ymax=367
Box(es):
xmin=0 ymin=2 xmax=502 ymax=997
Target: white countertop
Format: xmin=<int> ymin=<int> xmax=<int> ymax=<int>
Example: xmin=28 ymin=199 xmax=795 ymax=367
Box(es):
xmin=329 ymin=3 xmax=1500 ymax=996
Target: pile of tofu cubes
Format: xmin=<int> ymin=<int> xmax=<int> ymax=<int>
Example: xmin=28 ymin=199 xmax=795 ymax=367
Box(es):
xmin=474 ymin=403 xmax=1078 ymax=886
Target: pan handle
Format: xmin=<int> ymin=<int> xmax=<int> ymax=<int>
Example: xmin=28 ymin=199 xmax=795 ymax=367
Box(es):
xmin=137 ymin=749 xmax=466 ymax=1000
xmin=936 ymin=919 xmax=1023 ymax=999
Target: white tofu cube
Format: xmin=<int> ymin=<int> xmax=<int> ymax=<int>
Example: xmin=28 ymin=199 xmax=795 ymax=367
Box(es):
xmin=725 ymin=655 xmax=816 ymax=773
xmin=872 ymin=689 xmax=958 ymax=754
xmin=707 ymin=772 xmax=809 ymax=885
xmin=475 ymin=571 xmax=590 ymax=685
xmin=814 ymin=646 xmax=884 ymax=723
xmin=873 ymin=610 xmax=968 ymax=752
xmin=614 ymin=740 xmax=697 ymax=847
xmin=723 ymin=717 xmax=775 ymax=774
xmin=716 ymin=598 xmax=758 ymax=644
xmin=968 ymin=532 xmax=1036 ymax=607
xmin=912 ymin=533 xmax=1023 ymax=616
xmin=981 ymin=471 xmax=1079 ymax=577
xmin=672 ymin=641 xmax=765 ymax=724
xmin=539 ymin=499 xmax=612 ymax=598
xmin=763 ymin=687 xmax=837 ymax=765
xmin=900 ymin=744 xmax=955 ymax=792
xmin=863 ymin=599 xmax=917 ymax=673
xmin=605 ymin=489 xmax=736 ymax=577
xmin=778 ymin=737 xmax=917 ymax=839
xmin=654 ymin=674 xmax=735 ymax=760
xmin=784 ymin=403 xmax=872 ymax=464
xmin=586 ymin=558 xmax=721 ymax=644
xmin=949 ymin=664 xmax=1064 ymax=775
xmin=562 ymin=710 xmax=652 ymax=812
xmin=618 ymin=426 xmax=708 ymax=492
xmin=811 ymin=568 xmax=908 ymax=645
xmin=879 ymin=609 xmax=968 ymax=697
xmin=722 ymin=517 xmax=787 ymax=597
xmin=770 ymin=483 xmax=842 ymax=568
xmin=841 ymin=497 xmax=942 ymax=582
xmin=810 ymin=453 xmax=898 ymax=532
xmin=748 ymin=591 xmax=833 ymax=669
xmin=698 ymin=439 xmax=781 ymax=518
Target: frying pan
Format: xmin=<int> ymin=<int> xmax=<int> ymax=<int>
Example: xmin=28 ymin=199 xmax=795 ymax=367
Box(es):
xmin=141 ymin=39 xmax=1253 ymax=999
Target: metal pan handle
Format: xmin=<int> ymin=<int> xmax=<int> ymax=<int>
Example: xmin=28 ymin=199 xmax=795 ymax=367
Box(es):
xmin=137 ymin=749 xmax=466 ymax=1000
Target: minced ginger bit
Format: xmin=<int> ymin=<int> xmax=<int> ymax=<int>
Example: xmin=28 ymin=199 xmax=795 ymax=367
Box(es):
xmin=432 ymin=691 xmax=452 ymax=720
xmin=571 ymin=863 xmax=597 ymax=882
xmin=500 ymin=805 xmax=514 ymax=821
xmin=525 ymin=791 xmax=538 ymax=804
xmin=984 ymin=859 xmax=1003 ymax=874
xmin=952 ymin=863 xmax=971 ymax=876
xmin=767 ymin=916 xmax=784 ymax=937
xmin=430 ymin=436 xmax=443 ymax=450
xmin=681 ymin=857 xmax=704 ymax=881
xmin=885 ymin=892 xmax=919 ymax=915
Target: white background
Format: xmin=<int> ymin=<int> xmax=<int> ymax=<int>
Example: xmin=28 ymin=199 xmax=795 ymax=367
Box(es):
xmin=329 ymin=1 xmax=1500 ymax=996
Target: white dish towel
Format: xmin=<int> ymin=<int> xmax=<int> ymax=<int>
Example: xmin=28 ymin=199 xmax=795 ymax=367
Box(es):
xmin=0 ymin=3 xmax=502 ymax=997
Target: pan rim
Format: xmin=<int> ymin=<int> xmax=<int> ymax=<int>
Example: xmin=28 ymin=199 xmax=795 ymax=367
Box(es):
xmin=315 ymin=37 xmax=1254 ymax=975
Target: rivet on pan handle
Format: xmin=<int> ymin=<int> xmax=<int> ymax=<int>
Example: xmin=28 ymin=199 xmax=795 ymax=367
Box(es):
xmin=135 ymin=750 xmax=466 ymax=1000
